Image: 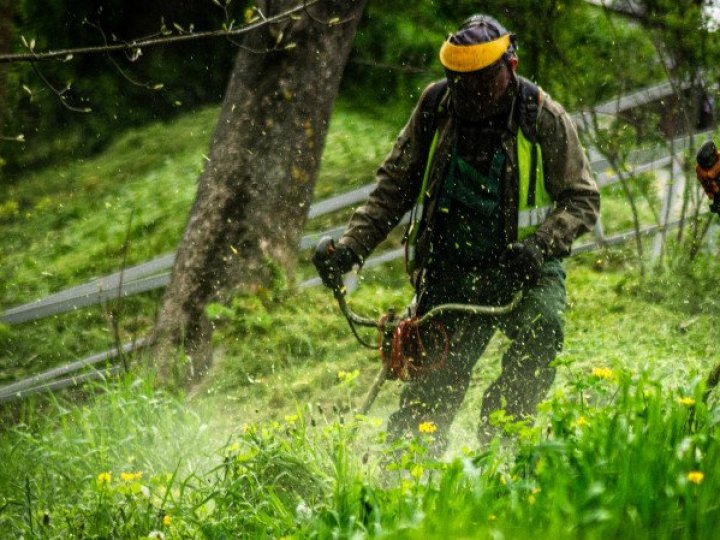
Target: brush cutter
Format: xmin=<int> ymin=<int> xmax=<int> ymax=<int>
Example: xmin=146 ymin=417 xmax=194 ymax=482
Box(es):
xmin=314 ymin=236 xmax=522 ymax=414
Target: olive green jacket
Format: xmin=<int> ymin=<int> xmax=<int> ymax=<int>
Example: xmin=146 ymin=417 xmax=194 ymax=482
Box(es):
xmin=338 ymin=76 xmax=600 ymax=276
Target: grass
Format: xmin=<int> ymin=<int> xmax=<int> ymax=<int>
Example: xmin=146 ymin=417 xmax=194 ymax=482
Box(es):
xmin=2 ymin=95 xmax=720 ymax=537
xmin=1 ymin=355 xmax=719 ymax=538
xmin=0 ymin=99 xmax=404 ymax=383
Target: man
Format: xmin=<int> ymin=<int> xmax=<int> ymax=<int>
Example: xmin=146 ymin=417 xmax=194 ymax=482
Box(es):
xmin=314 ymin=15 xmax=599 ymax=451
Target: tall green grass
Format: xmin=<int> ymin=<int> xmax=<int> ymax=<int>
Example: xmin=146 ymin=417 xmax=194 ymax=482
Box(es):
xmin=1 ymin=367 xmax=718 ymax=538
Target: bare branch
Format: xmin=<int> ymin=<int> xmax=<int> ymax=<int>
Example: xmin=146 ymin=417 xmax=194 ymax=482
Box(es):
xmin=84 ymin=18 xmax=162 ymax=90
xmin=0 ymin=0 xmax=321 ymax=64
xmin=29 ymin=62 xmax=90 ymax=113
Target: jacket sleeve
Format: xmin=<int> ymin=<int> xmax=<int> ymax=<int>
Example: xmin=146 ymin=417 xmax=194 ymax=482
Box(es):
xmin=336 ymin=83 xmax=439 ymax=261
xmin=533 ymin=99 xmax=600 ymax=257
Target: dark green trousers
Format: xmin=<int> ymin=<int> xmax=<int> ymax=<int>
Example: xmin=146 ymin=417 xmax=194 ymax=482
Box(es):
xmin=387 ymin=260 xmax=566 ymax=453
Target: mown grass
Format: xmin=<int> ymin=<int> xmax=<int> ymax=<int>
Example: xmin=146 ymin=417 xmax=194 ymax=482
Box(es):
xmin=2 ymin=94 xmax=720 ymax=538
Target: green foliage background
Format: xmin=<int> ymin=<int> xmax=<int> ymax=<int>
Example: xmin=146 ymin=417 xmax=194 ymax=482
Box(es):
xmin=0 ymin=0 xmax=687 ymax=176
xmin=2 ymin=0 xmax=249 ymax=172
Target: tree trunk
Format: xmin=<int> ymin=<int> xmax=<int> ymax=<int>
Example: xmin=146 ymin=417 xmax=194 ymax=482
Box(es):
xmin=150 ymin=0 xmax=367 ymax=385
xmin=0 ymin=0 xmax=12 ymax=133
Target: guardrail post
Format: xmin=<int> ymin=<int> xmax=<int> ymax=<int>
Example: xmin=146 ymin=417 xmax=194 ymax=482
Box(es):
xmin=652 ymin=153 xmax=683 ymax=263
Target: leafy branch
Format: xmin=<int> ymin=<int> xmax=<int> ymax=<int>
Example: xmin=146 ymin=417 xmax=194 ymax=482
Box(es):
xmin=0 ymin=0 xmax=322 ymax=64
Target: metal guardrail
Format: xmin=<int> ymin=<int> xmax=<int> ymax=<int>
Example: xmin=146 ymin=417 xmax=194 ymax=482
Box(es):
xmin=0 ymin=365 xmax=123 ymax=404
xmin=0 ymin=340 xmax=144 ymax=402
xmin=571 ymin=80 xmax=692 ymax=128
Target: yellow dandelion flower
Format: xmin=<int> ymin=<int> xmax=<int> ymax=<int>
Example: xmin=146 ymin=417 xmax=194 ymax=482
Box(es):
xmin=575 ymin=416 xmax=589 ymax=427
xmin=97 ymin=472 xmax=112 ymax=484
xmin=337 ymin=370 xmax=347 ymax=380
xmin=677 ymin=397 xmax=696 ymax=406
xmin=120 ymin=471 xmax=143 ymax=482
xmin=418 ymin=421 xmax=438 ymax=434
xmin=687 ymin=471 xmax=704 ymax=485
xmin=163 ymin=515 xmax=172 ymax=526
xmin=592 ymin=367 xmax=614 ymax=380
xmin=284 ymin=414 xmax=299 ymax=425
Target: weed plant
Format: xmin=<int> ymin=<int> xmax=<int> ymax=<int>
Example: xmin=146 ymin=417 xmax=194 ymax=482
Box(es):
xmin=1 ymin=366 xmax=719 ymax=538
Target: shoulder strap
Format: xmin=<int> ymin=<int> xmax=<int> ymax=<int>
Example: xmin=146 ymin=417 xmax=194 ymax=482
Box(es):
xmin=404 ymin=80 xmax=448 ymax=276
xmin=518 ymin=79 xmax=544 ymax=207
xmin=518 ymin=79 xmax=544 ymax=143
xmin=420 ymin=79 xmax=448 ymax=143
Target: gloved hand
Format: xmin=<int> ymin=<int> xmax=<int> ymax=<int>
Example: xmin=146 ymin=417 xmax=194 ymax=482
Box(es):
xmin=312 ymin=237 xmax=359 ymax=289
xmin=499 ymin=237 xmax=545 ymax=290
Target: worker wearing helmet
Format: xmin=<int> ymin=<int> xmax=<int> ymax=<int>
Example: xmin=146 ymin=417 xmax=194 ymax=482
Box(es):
xmin=315 ymin=15 xmax=600 ymax=453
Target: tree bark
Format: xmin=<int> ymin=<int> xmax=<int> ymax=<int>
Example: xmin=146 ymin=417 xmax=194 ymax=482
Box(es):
xmin=0 ymin=0 xmax=13 ymax=133
xmin=150 ymin=0 xmax=367 ymax=385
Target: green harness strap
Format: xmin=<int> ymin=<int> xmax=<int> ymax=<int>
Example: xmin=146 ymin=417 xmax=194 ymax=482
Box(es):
xmin=405 ymin=130 xmax=439 ymax=272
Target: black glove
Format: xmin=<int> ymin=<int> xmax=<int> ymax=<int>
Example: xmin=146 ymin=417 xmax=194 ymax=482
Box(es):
xmin=499 ymin=237 xmax=545 ymax=290
xmin=312 ymin=237 xmax=359 ymax=290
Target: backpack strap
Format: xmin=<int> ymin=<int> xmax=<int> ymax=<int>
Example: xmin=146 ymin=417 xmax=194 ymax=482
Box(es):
xmin=518 ymin=79 xmax=545 ymax=207
xmin=404 ymin=80 xmax=448 ymax=276
xmin=420 ymin=79 xmax=449 ymax=145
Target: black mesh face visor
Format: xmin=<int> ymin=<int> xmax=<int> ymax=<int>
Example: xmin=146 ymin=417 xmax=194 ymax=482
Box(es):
xmin=445 ymin=60 xmax=507 ymax=103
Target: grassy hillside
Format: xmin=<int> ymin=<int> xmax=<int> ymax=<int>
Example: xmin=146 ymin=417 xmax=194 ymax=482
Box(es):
xmin=0 ymin=100 xmax=405 ymax=382
xmin=1 ymin=99 xmax=720 ymax=537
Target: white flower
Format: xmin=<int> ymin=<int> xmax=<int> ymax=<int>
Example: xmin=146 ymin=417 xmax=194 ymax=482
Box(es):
xmin=148 ymin=531 xmax=165 ymax=540
xmin=296 ymin=499 xmax=312 ymax=520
